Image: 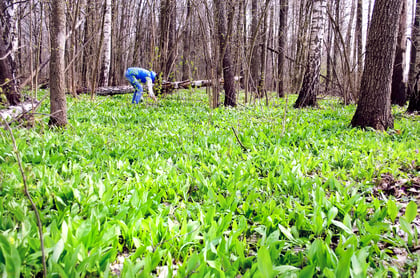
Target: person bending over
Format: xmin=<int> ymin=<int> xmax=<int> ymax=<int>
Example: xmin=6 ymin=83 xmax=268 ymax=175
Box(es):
xmin=125 ymin=67 xmax=158 ymax=103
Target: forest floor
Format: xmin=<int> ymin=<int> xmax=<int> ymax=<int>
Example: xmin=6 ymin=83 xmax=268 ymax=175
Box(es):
xmin=0 ymin=89 xmax=419 ymax=277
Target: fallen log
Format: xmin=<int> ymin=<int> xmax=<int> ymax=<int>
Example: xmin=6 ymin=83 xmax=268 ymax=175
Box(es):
xmin=76 ymin=77 xmax=242 ymax=96
xmin=0 ymin=99 xmax=40 ymax=124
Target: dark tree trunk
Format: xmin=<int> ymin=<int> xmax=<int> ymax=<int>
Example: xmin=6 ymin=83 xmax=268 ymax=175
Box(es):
xmin=214 ymin=0 xmax=237 ymax=107
xmin=294 ymin=0 xmax=326 ymax=108
xmin=391 ymin=0 xmax=407 ymax=106
xmin=407 ymin=0 xmax=420 ymax=113
xmin=258 ymin=1 xmax=268 ymax=99
xmin=249 ymin=0 xmax=259 ymax=94
xmin=0 ymin=0 xmax=21 ymax=105
xmin=49 ymin=0 xmax=68 ymax=127
xmin=160 ymin=0 xmax=177 ymax=81
xmin=182 ymin=0 xmax=192 ymax=81
xmin=351 ymin=0 xmax=403 ymax=130
xmin=278 ymin=0 xmax=288 ymax=97
xmin=355 ymin=0 xmax=363 ymax=85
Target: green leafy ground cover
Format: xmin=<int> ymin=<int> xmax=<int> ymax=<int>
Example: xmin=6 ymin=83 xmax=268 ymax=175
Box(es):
xmin=1 ymin=90 xmax=419 ymax=277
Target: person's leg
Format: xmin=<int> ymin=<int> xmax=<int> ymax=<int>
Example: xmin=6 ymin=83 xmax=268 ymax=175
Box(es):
xmin=125 ymin=69 xmax=143 ymax=103
xmin=134 ymin=85 xmax=143 ymax=104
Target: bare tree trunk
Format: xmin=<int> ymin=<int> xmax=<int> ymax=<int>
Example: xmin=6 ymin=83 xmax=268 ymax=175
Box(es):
xmin=182 ymin=0 xmax=192 ymax=81
xmin=325 ymin=1 xmax=333 ymax=93
xmin=242 ymin=0 xmax=248 ymax=102
xmin=355 ymin=0 xmax=363 ymax=87
xmin=258 ymin=2 xmax=269 ymax=99
xmin=214 ymin=0 xmax=237 ymax=107
xmin=49 ymin=0 xmax=68 ymax=127
xmin=278 ymin=0 xmax=288 ymax=97
xmin=0 ymin=0 xmax=21 ymax=105
xmin=99 ymin=0 xmax=112 ymax=86
xmin=160 ymin=0 xmax=177 ymax=81
xmin=351 ymin=0 xmax=403 ymax=130
xmin=407 ymin=0 xmax=420 ymax=113
xmin=294 ymin=0 xmax=326 ymax=108
xmin=391 ymin=0 xmax=407 ymax=106
xmin=249 ymin=0 xmax=259 ymax=95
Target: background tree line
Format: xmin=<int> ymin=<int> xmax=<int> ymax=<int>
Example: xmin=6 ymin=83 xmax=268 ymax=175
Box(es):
xmin=1 ymin=0 xmax=419 ymax=128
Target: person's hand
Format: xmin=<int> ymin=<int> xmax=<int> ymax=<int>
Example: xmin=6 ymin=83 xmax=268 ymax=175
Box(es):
xmin=151 ymin=95 xmax=157 ymax=102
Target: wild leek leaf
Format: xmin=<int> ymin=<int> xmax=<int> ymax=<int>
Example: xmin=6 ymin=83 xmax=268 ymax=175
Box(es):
xmin=257 ymin=245 xmax=273 ymax=278
xmin=0 ymin=235 xmax=21 ymax=278
xmin=404 ymin=201 xmax=418 ymax=224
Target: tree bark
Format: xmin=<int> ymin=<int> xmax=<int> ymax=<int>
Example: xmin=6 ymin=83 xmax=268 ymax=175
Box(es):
xmin=407 ymin=0 xmax=420 ymax=113
xmin=214 ymin=0 xmax=237 ymax=107
xmin=351 ymin=0 xmax=403 ymax=130
xmin=278 ymin=0 xmax=288 ymax=98
xmin=99 ymin=0 xmax=112 ymax=87
xmin=249 ymin=0 xmax=259 ymax=94
xmin=355 ymin=0 xmax=363 ymax=86
xmin=294 ymin=0 xmax=326 ymax=108
xmin=391 ymin=0 xmax=407 ymax=106
xmin=182 ymin=0 xmax=192 ymax=81
xmin=49 ymin=0 xmax=68 ymax=127
xmin=160 ymin=0 xmax=177 ymax=81
xmin=258 ymin=1 xmax=269 ymax=99
xmin=0 ymin=0 xmax=21 ymax=105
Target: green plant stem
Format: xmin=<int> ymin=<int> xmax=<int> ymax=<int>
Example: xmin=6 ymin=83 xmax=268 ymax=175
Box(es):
xmin=1 ymin=116 xmax=47 ymax=277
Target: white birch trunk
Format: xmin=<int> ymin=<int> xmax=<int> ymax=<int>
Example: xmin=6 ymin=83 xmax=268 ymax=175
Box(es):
xmin=99 ymin=0 xmax=112 ymax=86
xmin=294 ymin=0 xmax=326 ymax=107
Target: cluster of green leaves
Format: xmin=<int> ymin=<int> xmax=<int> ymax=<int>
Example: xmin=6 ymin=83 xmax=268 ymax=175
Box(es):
xmin=0 ymin=90 xmax=419 ymax=277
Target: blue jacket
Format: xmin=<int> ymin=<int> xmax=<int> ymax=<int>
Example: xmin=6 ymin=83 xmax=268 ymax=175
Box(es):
xmin=126 ymin=67 xmax=156 ymax=83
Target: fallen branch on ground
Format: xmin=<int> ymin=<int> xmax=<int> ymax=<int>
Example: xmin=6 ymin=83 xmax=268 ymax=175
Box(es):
xmin=76 ymin=77 xmax=242 ymax=96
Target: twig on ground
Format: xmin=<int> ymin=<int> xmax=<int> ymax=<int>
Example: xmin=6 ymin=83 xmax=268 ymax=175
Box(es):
xmin=231 ymin=126 xmax=248 ymax=152
xmin=1 ymin=115 xmax=47 ymax=277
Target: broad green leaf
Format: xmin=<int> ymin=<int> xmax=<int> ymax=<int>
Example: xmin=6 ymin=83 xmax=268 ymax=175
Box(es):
xmin=299 ymin=264 xmax=315 ymax=278
xmin=278 ymin=224 xmax=294 ymax=241
xmin=415 ymin=258 xmax=420 ymax=278
xmin=399 ymin=217 xmax=412 ymax=235
xmin=327 ymin=207 xmax=338 ymax=225
xmin=351 ymin=247 xmax=370 ymax=278
xmin=273 ymin=265 xmax=299 ymax=275
xmin=336 ymin=247 xmax=353 ymax=278
xmin=257 ymin=246 xmax=273 ymax=278
xmin=404 ymin=201 xmax=418 ymax=223
xmin=387 ymin=200 xmax=398 ymax=223
xmin=62 ymin=220 xmax=68 ymax=242
xmin=187 ymin=253 xmax=200 ymax=274
xmin=331 ymin=220 xmax=353 ymax=234
xmin=52 ymin=239 xmax=65 ymax=263
xmin=0 ymin=235 xmax=21 ymax=278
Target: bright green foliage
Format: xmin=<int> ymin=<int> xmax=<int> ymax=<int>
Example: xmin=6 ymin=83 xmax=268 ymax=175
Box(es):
xmin=0 ymin=90 xmax=419 ymax=277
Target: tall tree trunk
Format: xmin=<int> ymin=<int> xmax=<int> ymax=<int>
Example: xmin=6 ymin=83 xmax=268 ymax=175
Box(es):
xmin=133 ymin=1 xmax=145 ymax=66
xmin=182 ymin=0 xmax=192 ymax=81
xmin=249 ymin=0 xmax=259 ymax=94
xmin=0 ymin=0 xmax=21 ymax=105
xmin=99 ymin=0 xmax=112 ymax=86
xmin=355 ymin=0 xmax=363 ymax=87
xmin=294 ymin=0 xmax=326 ymax=108
xmin=407 ymin=0 xmax=420 ymax=113
xmin=81 ymin=0 xmax=92 ymax=88
xmin=325 ymin=1 xmax=333 ymax=93
xmin=242 ymin=0 xmax=248 ymax=102
xmin=278 ymin=0 xmax=288 ymax=97
xmin=214 ymin=0 xmax=237 ymax=107
xmin=49 ymin=0 xmax=68 ymax=127
xmin=160 ymin=0 xmax=177 ymax=81
xmin=351 ymin=0 xmax=403 ymax=130
xmin=391 ymin=0 xmax=407 ymax=106
xmin=258 ymin=2 xmax=269 ymax=98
